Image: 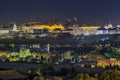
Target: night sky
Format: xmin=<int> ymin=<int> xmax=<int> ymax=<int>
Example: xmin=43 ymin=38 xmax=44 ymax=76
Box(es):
xmin=0 ymin=0 xmax=120 ymax=25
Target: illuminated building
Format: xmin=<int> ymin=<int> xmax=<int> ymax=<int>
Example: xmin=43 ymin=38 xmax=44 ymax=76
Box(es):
xmin=61 ymin=29 xmax=74 ymax=35
xmin=96 ymin=27 xmax=105 ymax=35
xmin=9 ymin=23 xmax=20 ymax=35
xmin=80 ymin=26 xmax=100 ymax=35
xmin=116 ymin=25 xmax=120 ymax=34
xmin=0 ymin=23 xmax=19 ymax=35
xmin=71 ymin=23 xmax=117 ymax=35
xmin=0 ymin=29 xmax=9 ymax=35
xmin=97 ymin=58 xmax=120 ymax=68
xmin=21 ymin=24 xmax=64 ymax=33
xmin=96 ymin=23 xmax=117 ymax=35
xmin=70 ymin=23 xmax=119 ymax=35
xmin=71 ymin=25 xmax=100 ymax=35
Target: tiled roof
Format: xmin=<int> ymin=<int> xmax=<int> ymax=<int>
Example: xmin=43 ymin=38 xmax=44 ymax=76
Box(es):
xmin=0 ymin=69 xmax=27 ymax=80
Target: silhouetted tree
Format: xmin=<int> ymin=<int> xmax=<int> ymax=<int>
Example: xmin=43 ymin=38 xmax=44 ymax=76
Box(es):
xmin=101 ymin=70 xmax=120 ymax=80
xmin=74 ymin=73 xmax=96 ymax=80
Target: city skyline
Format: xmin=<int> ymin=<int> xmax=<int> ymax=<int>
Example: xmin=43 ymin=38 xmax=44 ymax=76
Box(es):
xmin=0 ymin=0 xmax=120 ymax=25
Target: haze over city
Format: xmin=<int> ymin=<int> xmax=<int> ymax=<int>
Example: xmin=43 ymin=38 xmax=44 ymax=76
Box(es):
xmin=0 ymin=0 xmax=120 ymax=25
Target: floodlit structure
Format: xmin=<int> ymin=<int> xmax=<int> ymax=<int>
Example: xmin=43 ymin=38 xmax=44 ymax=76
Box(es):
xmin=9 ymin=23 xmax=20 ymax=35
xmin=0 ymin=23 xmax=20 ymax=35
xmin=71 ymin=23 xmax=117 ymax=35
xmin=71 ymin=25 xmax=100 ymax=35
xmin=21 ymin=24 xmax=64 ymax=33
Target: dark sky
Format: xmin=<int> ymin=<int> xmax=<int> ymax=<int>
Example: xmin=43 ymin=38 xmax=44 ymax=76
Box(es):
xmin=0 ymin=0 xmax=120 ymax=25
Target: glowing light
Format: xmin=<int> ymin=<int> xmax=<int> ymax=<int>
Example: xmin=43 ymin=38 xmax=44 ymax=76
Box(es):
xmin=21 ymin=24 xmax=64 ymax=33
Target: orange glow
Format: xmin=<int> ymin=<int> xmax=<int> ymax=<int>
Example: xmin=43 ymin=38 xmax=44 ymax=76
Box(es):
xmin=21 ymin=24 xmax=64 ymax=33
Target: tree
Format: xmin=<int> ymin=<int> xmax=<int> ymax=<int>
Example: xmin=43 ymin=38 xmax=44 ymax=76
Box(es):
xmin=101 ymin=70 xmax=120 ymax=80
xmin=25 ymin=55 xmax=33 ymax=62
xmin=19 ymin=49 xmax=31 ymax=58
xmin=63 ymin=51 xmax=73 ymax=59
xmin=33 ymin=76 xmax=45 ymax=80
xmin=60 ymin=67 xmax=70 ymax=76
xmin=7 ymin=52 xmax=19 ymax=61
xmin=74 ymin=73 xmax=96 ymax=80
xmin=28 ymin=68 xmax=41 ymax=76
xmin=52 ymin=76 xmax=62 ymax=80
xmin=83 ymin=54 xmax=105 ymax=60
xmin=93 ymin=45 xmax=102 ymax=54
xmin=33 ymin=76 xmax=62 ymax=80
xmin=105 ymin=47 xmax=120 ymax=58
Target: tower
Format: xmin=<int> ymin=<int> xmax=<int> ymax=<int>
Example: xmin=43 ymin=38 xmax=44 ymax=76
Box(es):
xmin=13 ymin=23 xmax=17 ymax=31
xmin=108 ymin=22 xmax=113 ymax=28
xmin=47 ymin=44 xmax=50 ymax=53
